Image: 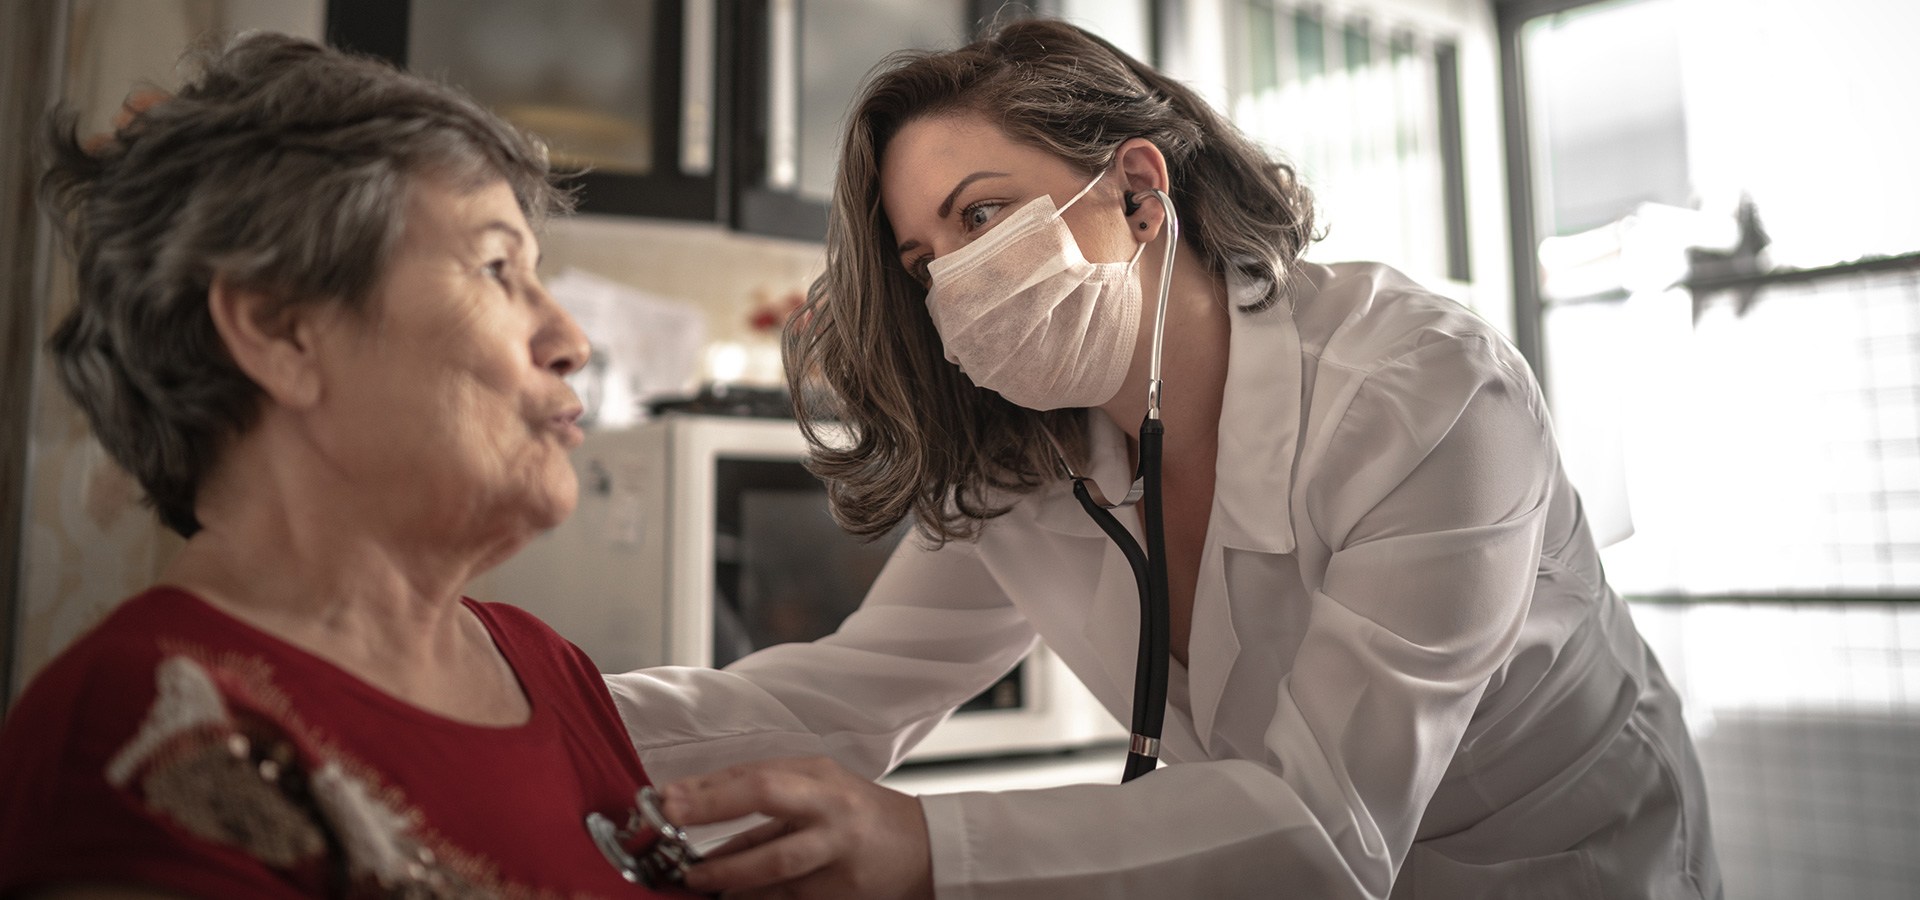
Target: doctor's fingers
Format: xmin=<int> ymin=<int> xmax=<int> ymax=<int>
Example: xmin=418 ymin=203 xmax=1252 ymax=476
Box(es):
xmin=81 ymin=89 xmax=172 ymax=154
xmin=703 ymin=817 xmax=792 ymax=859
xmin=697 ymin=831 xmax=932 ymax=900
xmin=660 ymin=756 xmax=851 ymax=827
xmin=684 ymin=826 xmax=835 ymax=896
xmin=662 ymin=759 xmax=934 ymax=899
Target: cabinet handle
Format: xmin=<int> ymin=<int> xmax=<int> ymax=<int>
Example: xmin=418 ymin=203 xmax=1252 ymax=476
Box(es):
xmin=681 ymin=0 xmax=716 ymax=176
xmin=767 ymin=0 xmax=798 ymax=189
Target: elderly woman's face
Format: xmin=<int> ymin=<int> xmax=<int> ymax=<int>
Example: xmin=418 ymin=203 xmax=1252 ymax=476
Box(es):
xmin=313 ymin=176 xmax=587 ymax=545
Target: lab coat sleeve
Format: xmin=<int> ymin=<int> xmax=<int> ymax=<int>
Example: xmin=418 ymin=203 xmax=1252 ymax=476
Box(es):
xmin=603 ymin=538 xmax=1040 ymax=785
xmin=919 ymin=333 xmax=1552 ymax=899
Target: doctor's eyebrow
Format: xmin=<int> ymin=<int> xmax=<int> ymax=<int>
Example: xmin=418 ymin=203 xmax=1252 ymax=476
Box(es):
xmin=895 ymin=170 xmax=1010 ymax=258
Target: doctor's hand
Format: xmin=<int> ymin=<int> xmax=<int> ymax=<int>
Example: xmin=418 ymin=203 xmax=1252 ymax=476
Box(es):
xmin=658 ymin=756 xmax=933 ymax=900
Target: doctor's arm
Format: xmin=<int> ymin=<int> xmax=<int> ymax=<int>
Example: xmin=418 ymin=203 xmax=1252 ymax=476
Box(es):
xmin=601 ymin=538 xmax=1040 ymax=786
xmin=662 ymin=334 xmax=1556 ymax=900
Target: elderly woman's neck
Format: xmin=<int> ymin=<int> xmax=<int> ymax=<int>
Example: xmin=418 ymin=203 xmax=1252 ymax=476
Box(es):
xmin=162 ymin=528 xmax=530 ymax=725
xmin=181 ymin=420 xmax=526 ymax=598
xmin=159 ymin=441 xmax=533 ymax=725
xmin=167 ymin=523 xmax=484 ymax=624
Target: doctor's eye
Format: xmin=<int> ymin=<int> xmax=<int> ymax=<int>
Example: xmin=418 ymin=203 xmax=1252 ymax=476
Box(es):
xmin=906 ymin=255 xmax=932 ymax=287
xmin=960 ymin=201 xmax=1005 ymax=234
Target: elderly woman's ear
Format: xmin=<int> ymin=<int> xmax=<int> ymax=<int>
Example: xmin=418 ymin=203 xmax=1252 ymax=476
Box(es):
xmin=206 ymin=274 xmax=328 ymax=409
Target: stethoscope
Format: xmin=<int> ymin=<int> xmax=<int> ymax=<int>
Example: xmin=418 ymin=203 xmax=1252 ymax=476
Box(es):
xmin=586 ymin=785 xmax=706 ymax=890
xmin=1046 ymin=186 xmax=1178 ymax=784
xmin=586 ymin=188 xmax=1183 ymax=890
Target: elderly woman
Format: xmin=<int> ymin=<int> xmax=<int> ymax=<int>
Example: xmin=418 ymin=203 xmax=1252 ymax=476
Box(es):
xmin=0 ymin=34 xmax=692 ymax=898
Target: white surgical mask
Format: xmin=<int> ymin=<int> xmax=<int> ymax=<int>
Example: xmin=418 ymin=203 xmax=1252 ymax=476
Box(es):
xmin=924 ymin=170 xmax=1145 ymax=411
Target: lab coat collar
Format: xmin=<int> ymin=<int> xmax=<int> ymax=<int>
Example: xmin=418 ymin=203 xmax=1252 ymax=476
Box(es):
xmin=1211 ymin=259 xmax=1305 ymax=556
xmin=1027 ymin=410 xmax=1137 ymax=539
xmin=1183 ymin=259 xmax=1307 ymax=743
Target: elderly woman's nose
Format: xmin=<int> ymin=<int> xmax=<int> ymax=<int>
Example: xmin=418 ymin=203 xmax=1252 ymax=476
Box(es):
xmin=549 ymin=314 xmax=591 ymax=378
xmin=537 ymin=302 xmax=592 ymax=377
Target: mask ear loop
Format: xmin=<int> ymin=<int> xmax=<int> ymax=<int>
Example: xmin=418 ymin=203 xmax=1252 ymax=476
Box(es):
xmin=1055 ymin=168 xmax=1109 ymax=217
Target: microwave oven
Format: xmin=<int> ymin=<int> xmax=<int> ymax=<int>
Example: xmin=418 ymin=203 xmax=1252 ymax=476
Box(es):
xmin=476 ymin=414 xmax=1125 ymax=762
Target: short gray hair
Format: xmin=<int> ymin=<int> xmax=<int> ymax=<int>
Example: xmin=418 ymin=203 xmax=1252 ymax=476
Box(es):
xmin=41 ymin=31 xmax=573 ymax=537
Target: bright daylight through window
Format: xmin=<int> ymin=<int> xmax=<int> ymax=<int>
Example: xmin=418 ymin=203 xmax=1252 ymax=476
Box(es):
xmin=1523 ymin=0 xmax=1920 ymax=599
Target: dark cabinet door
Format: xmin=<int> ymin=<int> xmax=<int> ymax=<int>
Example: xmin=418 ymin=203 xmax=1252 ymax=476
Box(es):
xmin=326 ymin=0 xmax=730 ymax=222
xmin=728 ymin=0 xmax=988 ymax=241
xmin=325 ymin=0 xmax=1148 ymax=239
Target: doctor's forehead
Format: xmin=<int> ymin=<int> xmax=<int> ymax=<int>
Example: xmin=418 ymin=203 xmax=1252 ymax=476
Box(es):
xmin=879 ymin=114 xmax=1065 ymax=212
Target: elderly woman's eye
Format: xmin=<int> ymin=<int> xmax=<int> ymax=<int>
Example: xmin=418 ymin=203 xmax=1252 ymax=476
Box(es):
xmin=483 ymin=259 xmax=509 ymax=283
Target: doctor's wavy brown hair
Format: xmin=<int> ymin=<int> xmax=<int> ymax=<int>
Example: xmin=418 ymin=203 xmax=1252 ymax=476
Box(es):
xmin=785 ymin=17 xmax=1317 ymax=545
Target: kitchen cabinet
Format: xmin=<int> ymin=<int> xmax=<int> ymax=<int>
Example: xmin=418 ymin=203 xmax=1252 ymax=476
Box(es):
xmin=1231 ymin=1 xmax=1470 ymax=289
xmin=327 ymin=0 xmax=729 ymax=222
xmin=729 ymin=0 xmax=978 ymax=240
xmin=325 ymin=0 xmax=1158 ymax=240
xmin=734 ymin=0 xmax=1160 ymax=240
xmin=732 ymin=0 xmax=1161 ymax=239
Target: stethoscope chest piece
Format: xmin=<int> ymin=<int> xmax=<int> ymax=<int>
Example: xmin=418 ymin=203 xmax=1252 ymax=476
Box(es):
xmin=585 ymin=785 xmax=705 ymax=890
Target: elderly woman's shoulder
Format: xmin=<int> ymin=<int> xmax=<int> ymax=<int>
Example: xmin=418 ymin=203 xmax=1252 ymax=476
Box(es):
xmin=5 ymin=589 xmax=200 ymax=712
xmin=0 ymin=589 xmax=230 ymax=754
xmin=458 ymin=595 xmax=606 ymax=685
xmin=461 ymin=594 xmax=577 ymax=652
xmin=0 ymin=588 xmax=337 ymax=899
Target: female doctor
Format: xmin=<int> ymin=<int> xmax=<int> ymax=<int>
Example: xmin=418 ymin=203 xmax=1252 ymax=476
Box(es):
xmin=605 ymin=18 xmax=1720 ymax=899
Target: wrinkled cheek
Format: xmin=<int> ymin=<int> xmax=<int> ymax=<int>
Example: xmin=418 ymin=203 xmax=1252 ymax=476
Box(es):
xmin=429 ymin=399 xmax=514 ymax=499
xmin=506 ymin=418 xmax=580 ymax=521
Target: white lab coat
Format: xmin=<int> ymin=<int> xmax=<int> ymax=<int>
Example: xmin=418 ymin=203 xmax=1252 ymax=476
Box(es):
xmin=604 ymin=261 xmax=1721 ymax=899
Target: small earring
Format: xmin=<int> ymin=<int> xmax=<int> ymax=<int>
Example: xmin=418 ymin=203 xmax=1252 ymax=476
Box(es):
xmin=1138 ymin=221 xmax=1149 ymax=230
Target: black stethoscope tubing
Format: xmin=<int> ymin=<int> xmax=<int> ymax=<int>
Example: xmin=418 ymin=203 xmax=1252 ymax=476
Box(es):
xmin=1067 ymin=422 xmax=1169 ymax=783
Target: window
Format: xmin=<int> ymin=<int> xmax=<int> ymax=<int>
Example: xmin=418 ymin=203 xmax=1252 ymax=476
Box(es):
xmin=1231 ymin=1 xmax=1468 ymax=288
xmin=1501 ymin=0 xmax=1920 ymax=598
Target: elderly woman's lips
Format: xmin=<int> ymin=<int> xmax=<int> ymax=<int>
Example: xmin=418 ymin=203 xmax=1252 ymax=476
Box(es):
xmin=549 ymin=407 xmax=585 ymax=447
